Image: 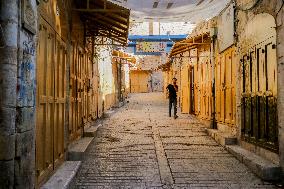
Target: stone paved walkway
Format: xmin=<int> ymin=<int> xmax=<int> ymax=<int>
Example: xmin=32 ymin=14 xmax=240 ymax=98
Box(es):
xmin=75 ymin=93 xmax=275 ymax=189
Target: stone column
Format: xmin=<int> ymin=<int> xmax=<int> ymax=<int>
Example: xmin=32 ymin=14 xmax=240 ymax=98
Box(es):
xmin=0 ymin=0 xmax=37 ymax=188
xmin=15 ymin=0 xmax=37 ymax=187
xmin=276 ymin=3 xmax=284 ymax=177
xmin=0 ymin=0 xmax=18 ymax=188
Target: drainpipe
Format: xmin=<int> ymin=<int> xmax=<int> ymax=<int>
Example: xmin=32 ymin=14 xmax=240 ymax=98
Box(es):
xmin=210 ymin=28 xmax=217 ymax=129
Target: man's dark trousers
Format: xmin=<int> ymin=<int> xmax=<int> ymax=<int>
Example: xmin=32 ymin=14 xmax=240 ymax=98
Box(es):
xmin=169 ymin=98 xmax=177 ymax=117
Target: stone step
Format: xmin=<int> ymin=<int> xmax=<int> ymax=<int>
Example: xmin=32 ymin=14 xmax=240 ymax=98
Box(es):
xmin=103 ymin=110 xmax=115 ymax=118
xmin=206 ymin=129 xmax=237 ymax=146
xmin=226 ymin=145 xmax=281 ymax=181
xmin=41 ymin=161 xmax=81 ymax=189
xmin=68 ymin=137 xmax=94 ymax=161
xmin=84 ymin=124 xmax=101 ymax=137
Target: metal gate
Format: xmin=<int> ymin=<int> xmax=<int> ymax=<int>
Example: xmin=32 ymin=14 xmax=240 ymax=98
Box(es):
xmin=36 ymin=18 xmax=66 ymax=185
xmin=241 ymin=37 xmax=278 ymax=152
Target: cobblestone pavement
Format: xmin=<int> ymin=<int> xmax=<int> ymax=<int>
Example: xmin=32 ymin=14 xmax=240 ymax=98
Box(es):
xmin=75 ymin=93 xmax=276 ymax=189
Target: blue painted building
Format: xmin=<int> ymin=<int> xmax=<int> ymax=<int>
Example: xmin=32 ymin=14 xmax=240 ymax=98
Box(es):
xmin=126 ymin=35 xmax=187 ymax=55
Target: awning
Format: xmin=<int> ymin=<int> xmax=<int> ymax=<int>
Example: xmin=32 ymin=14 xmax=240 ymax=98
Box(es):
xmin=109 ymin=0 xmax=230 ymax=22
xmin=169 ymin=32 xmax=210 ymax=57
xmin=73 ymin=0 xmax=130 ymax=46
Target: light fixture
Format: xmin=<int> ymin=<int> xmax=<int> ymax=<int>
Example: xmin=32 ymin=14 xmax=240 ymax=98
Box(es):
xmin=196 ymin=0 xmax=205 ymax=6
xmin=153 ymin=2 xmax=159 ymax=8
xmin=167 ymin=2 xmax=173 ymax=9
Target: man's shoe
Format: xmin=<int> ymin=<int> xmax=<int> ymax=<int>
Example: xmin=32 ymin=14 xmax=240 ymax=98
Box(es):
xmin=174 ymin=115 xmax=178 ymax=119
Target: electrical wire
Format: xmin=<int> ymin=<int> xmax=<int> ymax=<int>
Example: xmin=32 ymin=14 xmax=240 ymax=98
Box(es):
xmin=276 ymin=0 xmax=284 ymax=16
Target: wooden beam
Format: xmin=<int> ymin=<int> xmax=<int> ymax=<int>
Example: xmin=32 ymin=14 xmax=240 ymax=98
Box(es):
xmin=91 ymin=0 xmax=130 ymax=16
xmin=86 ymin=22 xmax=126 ymax=39
xmin=85 ymin=16 xmax=127 ymax=36
xmin=170 ymin=45 xmax=197 ymax=57
xmin=100 ymin=12 xmax=129 ymax=25
xmin=94 ymin=31 xmax=127 ymax=45
xmin=88 ymin=13 xmax=128 ymax=30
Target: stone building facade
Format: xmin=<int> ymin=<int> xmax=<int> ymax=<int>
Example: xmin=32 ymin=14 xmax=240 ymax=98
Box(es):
xmin=235 ymin=0 xmax=284 ymax=175
xmin=164 ymin=0 xmax=284 ymax=179
xmin=0 ymin=0 xmax=38 ymax=188
xmin=0 ymin=0 xmax=130 ymax=188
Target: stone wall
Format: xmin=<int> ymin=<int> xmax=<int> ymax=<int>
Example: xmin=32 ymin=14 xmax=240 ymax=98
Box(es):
xmin=276 ymin=0 xmax=284 ymax=175
xmin=235 ymin=0 xmax=284 ymax=174
xmin=0 ymin=0 xmax=37 ymax=188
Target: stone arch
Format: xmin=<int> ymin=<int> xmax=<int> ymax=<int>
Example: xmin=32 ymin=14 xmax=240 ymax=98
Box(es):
xmin=240 ymin=13 xmax=276 ymax=52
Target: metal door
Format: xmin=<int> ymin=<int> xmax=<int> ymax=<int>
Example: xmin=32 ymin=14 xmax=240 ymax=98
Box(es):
xmin=189 ymin=66 xmax=195 ymax=114
xmin=194 ymin=63 xmax=200 ymax=115
xmin=181 ymin=63 xmax=190 ymax=114
xmin=36 ymin=18 xmax=65 ymax=185
xmin=241 ymin=38 xmax=278 ymax=152
xmin=197 ymin=47 xmax=211 ymax=120
xmin=69 ymin=44 xmax=82 ymax=141
xmin=53 ymin=35 xmax=66 ymax=168
xmin=215 ymin=47 xmax=236 ymax=125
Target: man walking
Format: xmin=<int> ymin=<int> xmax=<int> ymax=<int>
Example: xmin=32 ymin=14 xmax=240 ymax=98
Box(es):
xmin=166 ymin=78 xmax=178 ymax=119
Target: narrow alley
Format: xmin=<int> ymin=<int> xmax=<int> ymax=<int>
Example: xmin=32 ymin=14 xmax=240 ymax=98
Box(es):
xmin=75 ymin=93 xmax=275 ymax=189
xmin=1 ymin=0 xmax=284 ymax=188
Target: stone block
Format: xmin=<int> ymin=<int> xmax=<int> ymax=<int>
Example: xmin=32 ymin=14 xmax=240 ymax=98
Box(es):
xmin=17 ymin=58 xmax=36 ymax=107
xmin=205 ymin=128 xmax=237 ymax=146
xmin=14 ymin=154 xmax=35 ymax=189
xmin=0 ymin=134 xmax=15 ymax=160
xmin=0 ymin=63 xmax=17 ymax=107
xmin=103 ymin=110 xmax=115 ymax=118
xmin=226 ymin=145 xmax=244 ymax=162
xmin=0 ymin=107 xmax=16 ymax=135
xmin=15 ymin=130 xmax=35 ymax=158
xmin=84 ymin=124 xmax=101 ymax=137
xmin=41 ymin=161 xmax=81 ymax=189
xmin=16 ymin=107 xmax=35 ymax=133
xmin=0 ymin=22 xmax=18 ymax=47
xmin=0 ymin=0 xmax=18 ymax=22
xmin=68 ymin=137 xmax=94 ymax=161
xmin=226 ymin=145 xmax=282 ymax=181
xmin=0 ymin=160 xmax=14 ymax=189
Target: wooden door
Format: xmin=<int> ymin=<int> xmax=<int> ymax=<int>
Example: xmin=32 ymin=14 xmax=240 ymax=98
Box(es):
xmin=139 ymin=72 xmax=149 ymax=92
xmin=215 ymin=47 xmax=236 ymax=125
xmin=69 ymin=44 xmax=82 ymax=141
xmin=36 ymin=18 xmax=65 ymax=185
xmin=53 ymin=35 xmax=66 ymax=168
xmin=36 ymin=18 xmax=54 ymax=185
xmin=130 ymin=71 xmax=149 ymax=93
